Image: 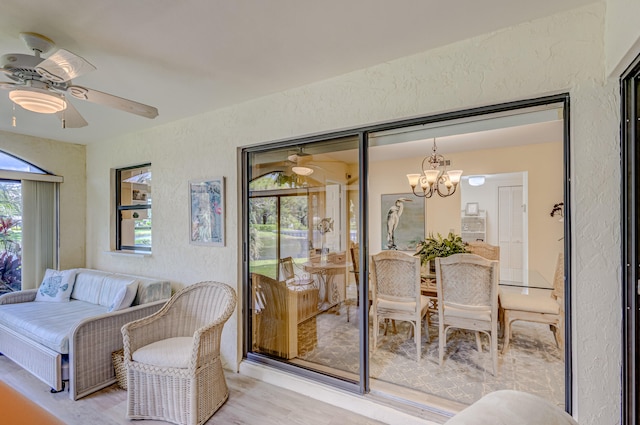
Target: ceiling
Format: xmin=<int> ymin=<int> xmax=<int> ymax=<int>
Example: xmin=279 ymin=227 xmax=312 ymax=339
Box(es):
xmin=0 ymin=0 xmax=593 ymax=145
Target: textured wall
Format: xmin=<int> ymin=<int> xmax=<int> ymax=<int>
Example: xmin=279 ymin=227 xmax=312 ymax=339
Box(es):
xmin=605 ymin=0 xmax=640 ymax=76
xmin=0 ymin=131 xmax=86 ymax=271
xmin=86 ymin=3 xmax=620 ymax=422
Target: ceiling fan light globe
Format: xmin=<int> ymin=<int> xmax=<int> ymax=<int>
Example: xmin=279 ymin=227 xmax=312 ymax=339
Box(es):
xmin=292 ymin=166 xmax=313 ymax=176
xmin=9 ymin=89 xmax=66 ymax=114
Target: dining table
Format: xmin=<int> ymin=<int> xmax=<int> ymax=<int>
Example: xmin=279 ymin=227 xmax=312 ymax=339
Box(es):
xmin=303 ymin=257 xmax=351 ymax=312
xmin=420 ymin=268 xmax=553 ymax=313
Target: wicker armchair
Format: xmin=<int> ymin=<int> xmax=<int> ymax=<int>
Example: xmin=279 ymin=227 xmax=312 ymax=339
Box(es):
xmin=121 ymin=281 xmax=237 ymax=425
xmin=436 ymin=253 xmax=499 ymax=374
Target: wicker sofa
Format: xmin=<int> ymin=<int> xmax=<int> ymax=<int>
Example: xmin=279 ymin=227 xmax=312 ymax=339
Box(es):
xmin=0 ymin=268 xmax=171 ymax=400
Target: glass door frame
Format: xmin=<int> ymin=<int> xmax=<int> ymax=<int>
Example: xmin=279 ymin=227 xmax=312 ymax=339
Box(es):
xmin=241 ymin=93 xmax=573 ymax=411
xmin=621 ymin=53 xmax=640 ymax=425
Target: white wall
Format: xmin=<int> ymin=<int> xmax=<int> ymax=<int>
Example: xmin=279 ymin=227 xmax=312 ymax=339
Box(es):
xmin=605 ymin=0 xmax=640 ymax=76
xmin=86 ymin=3 xmax=619 ymax=423
xmin=0 ymin=130 xmax=86 ymax=273
xmin=369 ymin=142 xmax=563 ymax=283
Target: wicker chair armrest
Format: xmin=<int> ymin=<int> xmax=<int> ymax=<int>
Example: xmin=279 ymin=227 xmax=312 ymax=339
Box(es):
xmin=0 ymin=289 xmax=37 ymax=304
xmin=69 ymin=300 xmax=167 ymax=400
xmin=191 ymin=322 xmax=225 ymax=369
xmin=190 ymin=300 xmax=235 ymax=368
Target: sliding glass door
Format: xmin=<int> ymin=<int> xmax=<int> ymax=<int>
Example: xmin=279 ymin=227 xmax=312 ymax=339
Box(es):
xmin=243 ymin=95 xmax=571 ymax=413
xmin=247 ymin=136 xmax=362 ymax=381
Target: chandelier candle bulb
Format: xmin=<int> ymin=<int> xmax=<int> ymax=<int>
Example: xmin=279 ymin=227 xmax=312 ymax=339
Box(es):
xmin=447 ymin=170 xmax=463 ymax=184
xmin=407 ymin=174 xmax=421 ymax=188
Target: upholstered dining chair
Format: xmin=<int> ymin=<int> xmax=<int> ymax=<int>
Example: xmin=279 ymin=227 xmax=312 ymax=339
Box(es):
xmin=122 ymin=281 xmax=236 ymax=425
xmin=499 ymin=252 xmax=564 ymax=355
xmin=466 ymin=241 xmax=500 ymax=261
xmin=436 ymin=253 xmax=499 ymax=374
xmin=371 ymin=250 xmax=430 ymax=361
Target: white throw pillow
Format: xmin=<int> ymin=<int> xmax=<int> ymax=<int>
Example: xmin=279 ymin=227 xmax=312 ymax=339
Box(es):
xmin=108 ymin=280 xmax=139 ymax=312
xmin=35 ymin=269 xmax=77 ymax=302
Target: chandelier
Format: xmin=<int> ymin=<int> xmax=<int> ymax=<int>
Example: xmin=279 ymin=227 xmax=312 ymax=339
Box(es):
xmin=406 ymin=138 xmax=462 ymax=198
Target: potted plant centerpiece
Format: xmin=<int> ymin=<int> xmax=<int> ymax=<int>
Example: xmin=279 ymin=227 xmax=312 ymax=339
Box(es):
xmin=414 ymin=232 xmax=467 ymax=275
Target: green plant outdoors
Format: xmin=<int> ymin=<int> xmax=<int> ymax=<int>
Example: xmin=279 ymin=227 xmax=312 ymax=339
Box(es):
xmin=414 ymin=232 xmax=467 ymax=266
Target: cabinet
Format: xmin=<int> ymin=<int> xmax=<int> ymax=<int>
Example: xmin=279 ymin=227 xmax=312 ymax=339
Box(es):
xmin=461 ymin=210 xmax=486 ymax=243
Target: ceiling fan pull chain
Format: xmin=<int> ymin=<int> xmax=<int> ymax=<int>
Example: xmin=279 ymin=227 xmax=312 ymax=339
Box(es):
xmin=11 ymin=103 xmax=16 ymax=127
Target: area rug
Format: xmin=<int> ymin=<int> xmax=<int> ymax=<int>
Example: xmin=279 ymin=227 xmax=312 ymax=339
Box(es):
xmin=297 ymin=304 xmax=564 ymax=408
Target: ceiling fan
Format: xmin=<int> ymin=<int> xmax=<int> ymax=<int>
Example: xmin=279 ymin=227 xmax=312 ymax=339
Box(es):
xmin=284 ymin=147 xmax=350 ymax=177
xmin=0 ymin=32 xmax=158 ymax=128
xmin=285 ymin=149 xmax=315 ymax=175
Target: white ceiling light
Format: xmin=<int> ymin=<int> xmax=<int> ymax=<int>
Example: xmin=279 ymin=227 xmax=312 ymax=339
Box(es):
xmin=9 ymin=88 xmax=66 ymax=114
xmin=292 ymin=166 xmax=313 ymax=176
xmin=468 ymin=175 xmax=486 ymax=186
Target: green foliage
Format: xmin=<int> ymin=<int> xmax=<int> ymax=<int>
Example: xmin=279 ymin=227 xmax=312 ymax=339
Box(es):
xmin=0 ymin=251 xmax=21 ymax=292
xmin=414 ymin=232 xmax=467 ymax=265
xmin=0 ymin=183 xmax=21 ymax=217
xmin=249 ymin=226 xmax=262 ymax=261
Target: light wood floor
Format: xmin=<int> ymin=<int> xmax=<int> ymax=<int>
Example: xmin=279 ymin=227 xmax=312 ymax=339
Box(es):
xmin=0 ymin=356 xmax=385 ymax=425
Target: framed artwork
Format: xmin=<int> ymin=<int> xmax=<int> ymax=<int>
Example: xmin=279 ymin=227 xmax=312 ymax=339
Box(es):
xmin=381 ymin=193 xmax=425 ymax=251
xmin=465 ymin=202 xmax=479 ymax=216
xmin=189 ymin=177 xmax=225 ymax=246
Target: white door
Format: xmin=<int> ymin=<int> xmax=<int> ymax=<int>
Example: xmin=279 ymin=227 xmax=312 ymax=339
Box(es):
xmin=498 ymin=185 xmax=525 ymax=282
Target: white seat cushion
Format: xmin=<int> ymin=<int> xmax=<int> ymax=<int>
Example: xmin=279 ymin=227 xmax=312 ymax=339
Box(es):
xmin=444 ymin=303 xmax=491 ymax=321
xmin=445 ymin=389 xmax=578 ymax=424
xmin=0 ymin=300 xmax=108 ymax=353
xmin=132 ymin=337 xmax=194 ymax=368
xmin=500 ymin=292 xmax=560 ymax=314
xmin=378 ymin=295 xmax=430 ymax=312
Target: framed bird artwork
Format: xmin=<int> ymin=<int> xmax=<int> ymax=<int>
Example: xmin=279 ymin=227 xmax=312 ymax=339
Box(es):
xmin=381 ymin=193 xmax=425 ymax=251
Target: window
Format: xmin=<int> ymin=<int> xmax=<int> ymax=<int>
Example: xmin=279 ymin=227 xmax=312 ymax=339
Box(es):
xmin=0 ymin=180 xmax=22 ymax=293
xmin=0 ymin=149 xmax=60 ymax=292
xmin=116 ymin=164 xmax=151 ymax=252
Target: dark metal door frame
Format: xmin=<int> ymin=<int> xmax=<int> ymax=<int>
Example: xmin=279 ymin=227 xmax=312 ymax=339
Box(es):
xmin=621 ymin=53 xmax=640 ymax=425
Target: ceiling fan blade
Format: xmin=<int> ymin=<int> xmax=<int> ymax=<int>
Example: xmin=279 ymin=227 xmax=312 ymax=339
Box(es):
xmin=66 ymin=85 xmax=158 ymax=119
xmin=36 ymin=49 xmax=96 ymax=83
xmin=55 ymin=100 xmax=88 ymax=128
xmin=0 ymin=82 xmax=18 ymax=90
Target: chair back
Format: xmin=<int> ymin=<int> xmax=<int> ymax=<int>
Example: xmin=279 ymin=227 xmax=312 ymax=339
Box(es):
xmin=436 ymin=253 xmax=498 ymax=311
xmin=251 ymin=273 xmax=291 ymax=357
xmin=279 ymin=257 xmax=296 ymax=282
xmin=163 ymin=281 xmax=236 ymax=336
xmin=371 ymin=250 xmax=420 ymax=302
xmin=466 ymin=241 xmax=500 ymax=261
xmin=350 ymin=245 xmax=360 ymax=285
xmin=551 ymin=252 xmax=565 ymax=303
